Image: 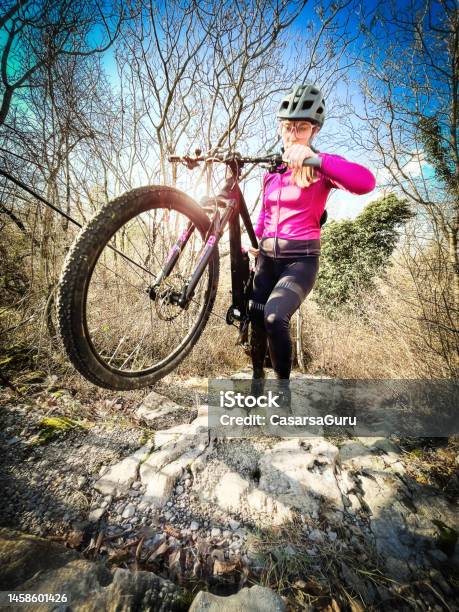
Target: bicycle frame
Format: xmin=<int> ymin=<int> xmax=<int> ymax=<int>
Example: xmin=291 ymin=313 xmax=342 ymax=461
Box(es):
xmin=149 ymin=158 xmax=259 ymax=344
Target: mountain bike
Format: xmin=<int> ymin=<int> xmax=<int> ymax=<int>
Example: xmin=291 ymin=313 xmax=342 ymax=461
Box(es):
xmin=57 ymin=151 xmax=320 ymax=390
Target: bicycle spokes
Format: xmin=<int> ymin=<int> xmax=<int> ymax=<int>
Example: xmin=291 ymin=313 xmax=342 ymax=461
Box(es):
xmin=84 ymin=208 xmax=210 ymax=373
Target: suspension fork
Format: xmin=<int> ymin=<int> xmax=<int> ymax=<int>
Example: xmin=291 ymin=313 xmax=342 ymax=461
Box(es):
xmin=181 ymin=203 xmax=234 ymax=306
xmin=149 ymin=203 xmax=235 ymax=308
xmin=149 ymin=221 xmax=195 ymax=292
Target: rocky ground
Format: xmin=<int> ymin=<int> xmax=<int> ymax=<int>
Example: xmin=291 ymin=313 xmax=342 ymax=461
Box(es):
xmin=0 ymin=369 xmax=458 ymax=611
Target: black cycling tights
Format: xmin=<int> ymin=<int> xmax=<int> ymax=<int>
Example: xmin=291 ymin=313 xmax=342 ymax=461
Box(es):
xmin=249 ymin=253 xmax=319 ymax=380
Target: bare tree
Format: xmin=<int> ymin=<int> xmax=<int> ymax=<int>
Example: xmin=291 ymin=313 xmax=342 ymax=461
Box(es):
xmin=117 ymin=0 xmax=337 ymax=187
xmin=352 ymin=0 xmax=458 ymax=304
xmin=0 ymin=0 xmax=123 ymax=127
xmin=346 ymin=0 xmax=458 ymax=374
xmin=0 ymin=48 xmax=115 ymax=288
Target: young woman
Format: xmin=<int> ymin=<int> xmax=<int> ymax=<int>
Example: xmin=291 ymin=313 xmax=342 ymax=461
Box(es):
xmin=249 ymin=83 xmax=375 ymax=401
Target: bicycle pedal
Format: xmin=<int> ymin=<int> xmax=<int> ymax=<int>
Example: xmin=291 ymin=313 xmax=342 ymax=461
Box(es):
xmin=237 ymin=328 xmax=249 ymax=348
xmin=241 ymin=342 xmax=251 ymax=356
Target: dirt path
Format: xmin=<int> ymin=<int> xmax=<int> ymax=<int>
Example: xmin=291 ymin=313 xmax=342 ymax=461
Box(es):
xmin=0 ymin=370 xmax=458 ymax=610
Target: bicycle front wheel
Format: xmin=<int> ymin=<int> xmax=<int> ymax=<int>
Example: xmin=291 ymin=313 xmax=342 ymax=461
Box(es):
xmin=57 ymin=186 xmax=219 ymax=390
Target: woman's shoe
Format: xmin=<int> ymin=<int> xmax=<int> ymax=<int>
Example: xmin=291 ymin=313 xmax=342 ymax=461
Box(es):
xmin=272 ymin=378 xmax=292 ymax=413
xmin=250 ymin=372 xmax=265 ymax=398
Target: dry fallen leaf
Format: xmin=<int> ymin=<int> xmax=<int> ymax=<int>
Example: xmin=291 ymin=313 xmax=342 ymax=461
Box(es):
xmin=213 ymin=559 xmax=239 ymax=576
xmin=164 ymin=524 xmax=181 ymax=539
xmin=135 ymin=536 xmax=145 ymax=563
xmin=168 ymin=548 xmax=183 ymax=581
xmin=210 ymin=548 xmax=225 ymax=562
xmin=192 ymin=559 xmax=202 ymax=578
xmin=184 ymin=548 xmax=195 ymax=572
xmin=149 ymin=541 xmax=171 ymax=561
xmin=239 ymin=564 xmax=250 ymax=588
xmin=108 ymin=549 xmax=130 ymax=564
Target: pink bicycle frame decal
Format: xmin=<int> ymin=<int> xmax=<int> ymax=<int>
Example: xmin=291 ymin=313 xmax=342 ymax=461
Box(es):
xmin=166 ymin=227 xmax=194 ymax=262
xmin=166 ymin=245 xmax=181 ymax=261
xmin=179 ymin=228 xmax=191 ymax=241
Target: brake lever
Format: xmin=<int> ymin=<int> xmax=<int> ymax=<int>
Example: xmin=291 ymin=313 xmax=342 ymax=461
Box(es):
xmin=267 ymin=157 xmax=288 ymax=174
xmin=183 ymin=156 xmax=201 ymax=170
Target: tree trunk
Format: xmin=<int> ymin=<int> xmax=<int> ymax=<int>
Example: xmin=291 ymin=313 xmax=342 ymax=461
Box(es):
xmin=448 ymin=221 xmax=459 ymax=308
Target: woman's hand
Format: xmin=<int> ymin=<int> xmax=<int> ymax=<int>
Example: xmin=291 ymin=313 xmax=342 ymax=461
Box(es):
xmin=248 ymin=246 xmax=259 ymax=257
xmin=283 ymin=144 xmax=319 ymax=170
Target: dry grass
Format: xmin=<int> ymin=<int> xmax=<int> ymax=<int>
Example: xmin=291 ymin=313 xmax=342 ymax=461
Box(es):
xmin=399 ymin=436 xmax=459 ymax=497
xmin=246 ymin=518 xmax=411 ymax=611
xmin=302 ymin=257 xmax=457 ymax=380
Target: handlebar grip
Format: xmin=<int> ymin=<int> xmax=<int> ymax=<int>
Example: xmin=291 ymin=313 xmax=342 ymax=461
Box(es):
xmin=302 ymin=157 xmax=322 ymax=168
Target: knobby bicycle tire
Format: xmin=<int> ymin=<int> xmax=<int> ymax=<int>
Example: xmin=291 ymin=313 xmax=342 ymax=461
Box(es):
xmin=57 ymin=186 xmax=220 ymax=390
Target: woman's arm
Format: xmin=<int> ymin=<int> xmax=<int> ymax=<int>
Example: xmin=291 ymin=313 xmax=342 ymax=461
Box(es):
xmin=254 ymin=173 xmax=269 ymax=238
xmin=318 ymin=153 xmax=376 ymax=195
xmin=254 ymin=205 xmax=265 ymax=239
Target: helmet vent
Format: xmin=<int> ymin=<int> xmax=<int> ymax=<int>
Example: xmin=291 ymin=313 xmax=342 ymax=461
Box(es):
xmin=317 ymin=107 xmax=324 ymax=114
xmin=310 ymin=88 xmax=319 ymax=94
xmin=302 ymin=100 xmax=313 ymax=110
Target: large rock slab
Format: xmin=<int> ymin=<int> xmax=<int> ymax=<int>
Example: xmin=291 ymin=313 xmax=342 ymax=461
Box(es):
xmin=0 ymin=528 xmax=78 ymax=590
xmin=189 ymin=585 xmax=285 ymax=612
xmin=19 ymin=562 xmax=183 ymax=611
xmin=136 ymin=391 xmax=185 ymax=423
xmin=92 ymin=407 xmax=209 ymax=511
xmin=214 ymin=471 xmax=250 ymax=512
xmin=256 ymin=438 xmax=343 ymax=519
xmin=0 ymin=528 xmax=185 ymax=611
xmin=337 ymin=437 xmax=459 ymax=580
xmin=94 ymin=442 xmax=152 ymax=497
xmin=139 ymin=407 xmax=210 ymax=508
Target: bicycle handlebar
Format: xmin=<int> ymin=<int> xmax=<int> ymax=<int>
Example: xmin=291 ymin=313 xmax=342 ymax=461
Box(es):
xmin=168 ymin=152 xmax=321 ymax=168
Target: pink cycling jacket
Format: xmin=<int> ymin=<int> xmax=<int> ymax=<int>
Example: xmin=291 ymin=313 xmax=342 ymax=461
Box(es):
xmin=254 ymin=152 xmax=376 ymax=258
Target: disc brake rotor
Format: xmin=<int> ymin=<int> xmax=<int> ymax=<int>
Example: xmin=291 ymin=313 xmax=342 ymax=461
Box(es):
xmin=154 ymin=273 xmax=187 ymax=321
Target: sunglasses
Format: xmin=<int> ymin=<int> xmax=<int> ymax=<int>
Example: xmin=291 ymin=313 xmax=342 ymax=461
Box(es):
xmin=279 ymin=122 xmax=314 ymax=138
